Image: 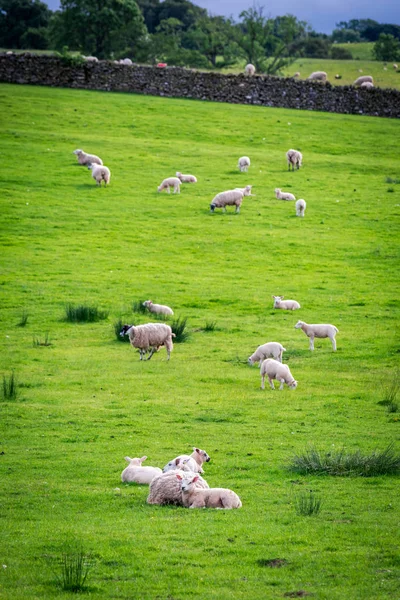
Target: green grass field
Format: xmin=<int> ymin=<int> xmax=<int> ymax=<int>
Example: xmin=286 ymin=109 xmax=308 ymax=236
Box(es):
xmin=1 ymin=83 xmax=399 ymax=599
xmin=335 ymin=42 xmax=375 ymax=60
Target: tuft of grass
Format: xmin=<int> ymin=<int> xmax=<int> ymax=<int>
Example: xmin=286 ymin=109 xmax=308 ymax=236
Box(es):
xmin=379 ymin=373 xmax=400 ymax=406
xmin=203 ymin=320 xmax=217 ymax=332
xmin=33 ymin=332 xmax=51 ymax=347
xmin=52 ymin=542 xmax=95 ymax=593
xmin=386 ymin=401 xmax=399 ymax=414
xmin=114 ymin=319 xmax=130 ymax=342
xmin=386 ymin=176 xmax=400 ymax=184
xmin=17 ymin=310 xmax=29 ymax=327
xmin=295 ymin=490 xmax=322 ymax=516
xmin=170 ymin=317 xmax=190 ymax=343
xmin=2 ymin=372 xmax=18 ymax=400
xmin=132 ymin=299 xmax=147 ymax=314
xmin=65 ymin=304 xmax=108 ymax=323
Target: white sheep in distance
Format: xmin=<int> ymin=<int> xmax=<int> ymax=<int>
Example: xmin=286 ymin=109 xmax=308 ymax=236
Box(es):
xmin=176 ymin=172 xmax=197 ymax=183
xmin=163 ymin=447 xmax=210 ymax=474
xmin=73 ymin=149 xmax=103 ymax=166
xmin=353 ymin=75 xmax=373 ymax=86
xmin=119 ymin=323 xmax=175 ymax=360
xmin=272 ymin=295 xmax=300 ymax=310
xmin=293 ymin=71 xmax=300 ymax=78
xmin=87 ymin=163 xmax=111 ymax=186
xmin=295 ymin=199 xmax=306 ymax=217
xmin=244 ymin=63 xmax=255 ymax=76
xmin=121 ymin=456 xmax=162 ymax=484
xmin=238 ymin=156 xmax=251 ymax=172
xmin=248 ymin=342 xmax=286 ymax=366
xmin=210 ymin=186 xmax=252 ymax=214
xmin=157 ymin=177 xmax=181 ymax=194
xmin=83 ymin=56 xmax=99 ymax=62
xmin=360 ymin=81 xmax=374 ymax=89
xmin=307 ymin=71 xmax=327 ymax=82
xmin=142 ymin=300 xmax=174 ymax=316
xmin=147 ymin=468 xmax=209 ymax=505
xmin=119 ymin=58 xmax=133 ymax=65
xmin=286 ymin=149 xmax=302 ymax=171
xmin=294 ymin=320 xmax=339 ymax=351
xmin=393 ymin=64 xmax=398 ymax=70
xmin=275 ymin=188 xmax=296 ymax=201
xmin=260 ymin=358 xmax=298 ymax=390
xmin=177 ymin=472 xmax=242 ymax=509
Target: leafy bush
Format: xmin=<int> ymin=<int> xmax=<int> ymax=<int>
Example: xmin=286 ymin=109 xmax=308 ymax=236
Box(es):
xmin=65 ymin=304 xmax=108 ymax=323
xmin=331 ymin=46 xmax=353 ymax=60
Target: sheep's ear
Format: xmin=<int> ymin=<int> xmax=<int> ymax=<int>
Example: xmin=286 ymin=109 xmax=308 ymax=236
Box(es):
xmin=175 ymin=458 xmax=181 ymax=466
xmin=192 ymin=475 xmax=199 ymax=483
xmin=281 ymin=296 xmax=284 ymax=299
xmin=140 ymin=456 xmax=147 ymax=463
xmin=176 ymin=473 xmax=183 ymax=480
xmin=193 ymin=447 xmax=200 ymax=453
xmin=124 ymin=457 xmax=131 ymax=463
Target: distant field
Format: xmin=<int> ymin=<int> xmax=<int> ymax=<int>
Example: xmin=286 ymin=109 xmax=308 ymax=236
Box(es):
xmin=335 ymin=42 xmax=375 ymax=60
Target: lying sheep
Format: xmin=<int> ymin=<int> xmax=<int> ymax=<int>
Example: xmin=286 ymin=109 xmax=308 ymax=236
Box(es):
xmin=238 ymin=156 xmax=251 ymax=172
xmin=275 ymin=188 xmax=296 ymax=201
xmin=360 ymin=81 xmax=374 ymax=89
xmin=294 ymin=320 xmax=339 ymax=351
xmin=119 ymin=58 xmax=132 ymax=65
xmin=353 ymin=75 xmax=373 ymax=86
xmin=121 ymin=456 xmax=162 ymax=484
xmin=260 ymin=358 xmax=298 ymax=390
xmin=248 ymin=342 xmax=286 ymax=366
xmin=307 ymin=71 xmax=327 ymax=82
xmin=286 ymin=149 xmax=302 ymax=171
xmin=210 ymin=186 xmax=252 ymax=214
xmin=158 ymin=177 xmax=181 ymax=194
xmin=83 ymin=56 xmax=98 ymax=62
xmin=87 ymin=163 xmax=111 ymax=186
xmin=120 ymin=323 xmax=175 ymax=360
xmin=147 ymin=468 xmax=209 ymax=506
xmin=177 ymin=473 xmax=242 ymax=509
xmin=272 ymin=295 xmax=300 ymax=310
xmin=244 ymin=64 xmax=255 ymax=76
xmin=295 ymin=199 xmax=306 ymax=217
xmin=176 ymin=172 xmax=197 ymax=183
xmin=73 ymin=149 xmax=103 ymax=166
xmin=142 ymin=300 xmax=174 ymax=316
xmin=163 ymin=447 xmax=210 ymax=474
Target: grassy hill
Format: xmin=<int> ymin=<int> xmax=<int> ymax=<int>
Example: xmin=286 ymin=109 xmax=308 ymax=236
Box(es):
xmin=0 ymin=83 xmax=399 ymax=600
xmin=334 ymin=42 xmax=375 ymax=60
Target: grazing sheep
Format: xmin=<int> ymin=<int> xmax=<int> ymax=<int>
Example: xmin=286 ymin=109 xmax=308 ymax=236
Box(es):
xmin=294 ymin=320 xmax=339 ymax=351
xmin=176 ymin=172 xmax=197 ymax=183
xmin=147 ymin=469 xmax=209 ymax=505
xmin=87 ymin=163 xmax=110 ymax=186
xmin=275 ymin=188 xmax=296 ymax=201
xmin=73 ymin=149 xmax=103 ymax=166
xmin=238 ymin=156 xmax=251 ymax=172
xmin=293 ymin=72 xmax=300 ymax=78
xmin=244 ymin=64 xmax=255 ymax=76
xmin=142 ymin=300 xmax=174 ymax=316
xmin=158 ymin=177 xmax=181 ymax=194
xmin=272 ymin=295 xmax=300 ymax=310
xmin=335 ymin=74 xmax=342 ymax=79
xmin=286 ymin=149 xmax=302 ymax=171
xmin=353 ymin=75 xmax=373 ymax=86
xmin=360 ymin=81 xmax=374 ymax=89
xmin=248 ymin=342 xmax=286 ymax=366
xmin=163 ymin=447 xmax=210 ymax=474
xmin=121 ymin=456 xmax=162 ymax=484
xmin=177 ymin=473 xmax=242 ymax=509
xmin=260 ymin=358 xmax=298 ymax=391
xmin=295 ymin=199 xmax=306 ymax=217
xmin=393 ymin=64 xmax=398 ymax=70
xmin=307 ymin=71 xmax=327 ymax=82
xmin=210 ymin=186 xmax=252 ymax=214
xmin=119 ymin=323 xmax=175 ymax=361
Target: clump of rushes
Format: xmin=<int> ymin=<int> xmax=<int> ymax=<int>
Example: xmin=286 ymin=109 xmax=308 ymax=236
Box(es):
xmin=33 ymin=332 xmax=51 ymax=347
xmin=2 ymin=372 xmax=18 ymax=400
xmin=171 ymin=317 xmax=190 ymax=343
xmin=65 ymin=304 xmax=108 ymax=323
xmin=294 ymin=490 xmax=322 ymax=516
xmin=203 ymin=320 xmax=217 ymax=332
xmin=17 ymin=310 xmax=29 ymax=327
xmin=132 ymin=299 xmax=147 ymax=314
xmin=53 ymin=542 xmax=95 ymax=593
xmin=114 ymin=319 xmax=130 ymax=342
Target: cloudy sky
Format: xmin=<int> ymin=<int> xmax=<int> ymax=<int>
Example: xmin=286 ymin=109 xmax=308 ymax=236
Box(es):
xmin=44 ymin=0 xmax=400 ymax=34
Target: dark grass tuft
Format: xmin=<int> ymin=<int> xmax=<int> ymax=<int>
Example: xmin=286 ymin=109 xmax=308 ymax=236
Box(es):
xmin=114 ymin=320 xmax=130 ymax=342
xmin=65 ymin=304 xmax=108 ymax=323
xmin=295 ymin=490 xmax=322 ymax=516
xmin=385 ymin=176 xmax=400 ymax=184
xmin=257 ymin=558 xmax=288 ymax=568
xmin=132 ymin=299 xmax=148 ymax=314
xmin=379 ymin=373 xmax=400 ymax=406
xmin=52 ymin=542 xmax=95 ymax=593
xmin=203 ymin=320 xmax=217 ymax=332
xmin=171 ymin=317 xmax=190 ymax=343
xmin=17 ymin=310 xmax=29 ymax=327
xmin=386 ymin=401 xmax=399 ymax=414
xmin=33 ymin=332 xmax=52 ymax=347
xmin=2 ymin=372 xmax=18 ymax=401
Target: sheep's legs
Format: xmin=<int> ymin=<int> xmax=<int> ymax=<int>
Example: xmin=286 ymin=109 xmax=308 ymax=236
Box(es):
xmin=235 ymin=206 xmax=240 ymax=213
xmin=331 ymin=337 xmax=337 ymax=351
xmin=309 ymin=337 xmax=315 ymax=351
xmin=269 ymin=378 xmax=275 ymax=390
xmin=147 ymin=348 xmax=156 ymax=360
xmin=261 ymin=375 xmax=265 ymax=390
xmin=279 ymin=379 xmax=285 ymax=390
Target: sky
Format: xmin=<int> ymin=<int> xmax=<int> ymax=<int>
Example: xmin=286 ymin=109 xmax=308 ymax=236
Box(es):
xmin=43 ymin=1 xmax=400 ymax=34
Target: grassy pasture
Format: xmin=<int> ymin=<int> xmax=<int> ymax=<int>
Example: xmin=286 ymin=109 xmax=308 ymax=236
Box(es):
xmin=334 ymin=42 xmax=375 ymax=60
xmin=0 ymin=83 xmax=400 ymax=599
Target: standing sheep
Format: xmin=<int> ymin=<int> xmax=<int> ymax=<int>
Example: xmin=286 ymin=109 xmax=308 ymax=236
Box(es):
xmin=121 ymin=456 xmax=162 ymax=484
xmin=307 ymin=71 xmax=327 ymax=82
xmin=119 ymin=323 xmax=175 ymax=360
xmin=260 ymin=358 xmax=298 ymax=390
xmin=163 ymin=447 xmax=210 ymax=474
xmin=295 ymin=199 xmax=306 ymax=217
xmin=353 ymin=75 xmax=373 ymax=86
xmin=87 ymin=163 xmax=111 ymax=186
xmin=294 ymin=321 xmax=339 ymax=351
xmin=244 ymin=64 xmax=255 ymax=76
xmin=238 ymin=156 xmax=251 ymax=172
xmin=210 ymin=186 xmax=252 ymax=214
xmin=142 ymin=300 xmax=174 ymax=316
xmin=158 ymin=177 xmax=181 ymax=194
xmin=177 ymin=473 xmax=242 ymax=509
xmin=275 ymin=188 xmax=296 ymax=201
xmin=286 ymin=149 xmax=302 ymax=171
xmin=147 ymin=468 xmax=209 ymax=506
xmin=272 ymin=296 xmax=301 ymax=310
xmin=176 ymin=172 xmax=197 ymax=183
xmin=73 ymin=149 xmax=103 ymax=166
xmin=248 ymin=342 xmax=286 ymax=365
xmin=360 ymin=81 xmax=374 ymax=89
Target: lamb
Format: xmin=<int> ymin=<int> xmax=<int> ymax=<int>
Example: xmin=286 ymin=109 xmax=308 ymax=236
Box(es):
xmin=307 ymin=71 xmax=327 ymax=82
xmin=353 ymin=75 xmax=373 ymax=86
xmin=121 ymin=456 xmax=162 ymax=484
xmin=238 ymin=156 xmax=251 ymax=172
xmin=295 ymin=199 xmax=306 ymax=217
xmin=87 ymin=163 xmax=110 ymax=186
xmin=244 ymin=63 xmax=255 ymax=76
xmin=272 ymin=295 xmax=300 ymax=310
xmin=286 ymin=149 xmax=302 ymax=171
xmin=275 ymin=188 xmax=296 ymax=201
xmin=176 ymin=172 xmax=197 ymax=183
xmin=119 ymin=323 xmax=175 ymax=360
xmin=177 ymin=473 xmax=242 ymax=509
xmin=157 ymin=177 xmax=181 ymax=194
xmin=210 ymin=186 xmax=252 ymax=214
xmin=260 ymin=358 xmax=298 ymax=390
xmin=294 ymin=320 xmax=339 ymax=351
xmin=73 ymin=149 xmax=103 ymax=166
xmin=142 ymin=300 xmax=174 ymax=316
xmin=147 ymin=468 xmax=209 ymax=506
xmin=248 ymin=342 xmax=286 ymax=366
xmin=360 ymin=81 xmax=374 ymax=89
xmin=163 ymin=447 xmax=210 ymax=474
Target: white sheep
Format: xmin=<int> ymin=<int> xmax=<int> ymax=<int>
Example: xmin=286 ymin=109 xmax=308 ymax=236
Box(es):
xmin=353 ymin=75 xmax=373 ymax=86
xmin=393 ymin=64 xmax=398 ymax=70
xmin=244 ymin=63 xmax=255 ymax=76
xmin=238 ymin=156 xmax=251 ymax=172
xmin=176 ymin=172 xmax=197 ymax=183
xmin=73 ymin=149 xmax=103 ymax=166
xmin=87 ymin=163 xmax=110 ymax=186
xmin=177 ymin=472 xmax=242 ymax=509
xmin=360 ymin=81 xmax=374 ymax=89
xmin=293 ymin=72 xmax=300 ymax=78
xmin=157 ymin=177 xmax=181 ymax=194
xmin=121 ymin=456 xmax=162 ymax=484
xmin=142 ymin=300 xmax=174 ymax=316
xmin=307 ymin=71 xmax=327 ymax=82
xmin=147 ymin=468 xmax=209 ymax=506
xmin=119 ymin=323 xmax=175 ymax=360
xmin=210 ymin=186 xmax=252 ymax=214
xmin=119 ymin=58 xmax=133 ymax=65
xmin=83 ymin=56 xmax=99 ymax=62
xmin=275 ymin=188 xmax=296 ymax=201
xmin=294 ymin=320 xmax=339 ymax=351
xmin=163 ymin=447 xmax=210 ymax=474
xmin=272 ymin=295 xmax=300 ymax=310
xmin=248 ymin=342 xmax=286 ymax=366
xmin=295 ymin=199 xmax=306 ymax=217
xmin=286 ymin=149 xmax=302 ymax=171
xmin=260 ymin=358 xmax=298 ymax=390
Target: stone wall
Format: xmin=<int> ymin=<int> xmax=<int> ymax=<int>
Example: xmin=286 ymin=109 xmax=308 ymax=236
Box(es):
xmin=1 ymin=53 xmax=400 ymax=118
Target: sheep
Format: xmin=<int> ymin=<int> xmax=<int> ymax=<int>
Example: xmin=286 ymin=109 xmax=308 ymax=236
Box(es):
xmin=177 ymin=472 xmax=242 ymax=509
xmin=293 ymin=72 xmax=300 ymax=78
xmin=73 ymin=149 xmax=103 ymax=166
xmin=119 ymin=58 xmax=132 ymax=65
xmin=275 ymin=188 xmax=296 ymax=201
xmin=83 ymin=56 xmax=98 ymax=62
xmin=119 ymin=323 xmax=175 ymax=360
xmin=163 ymin=447 xmax=210 ymax=474
xmin=210 ymin=186 xmax=252 ymax=214
xmin=393 ymin=64 xmax=398 ymax=70
xmin=335 ymin=74 xmax=342 ymax=79
xmin=244 ymin=63 xmax=255 ymax=76
xmin=238 ymin=156 xmax=251 ymax=172
xmin=353 ymin=75 xmax=373 ymax=87
xmin=294 ymin=320 xmax=339 ymax=351
xmin=176 ymin=172 xmax=197 ymax=183
xmin=248 ymin=342 xmax=286 ymax=366
xmin=260 ymin=358 xmax=298 ymax=391
xmin=272 ymin=295 xmax=300 ymax=310
xmin=121 ymin=456 xmax=162 ymax=484
xmin=157 ymin=177 xmax=181 ymax=194
xmin=360 ymin=81 xmax=374 ymax=89
xmin=307 ymin=71 xmax=327 ymax=82
xmin=87 ymin=163 xmax=110 ymax=186
xmin=286 ymin=149 xmax=302 ymax=171
xmin=142 ymin=300 xmax=174 ymax=316
xmin=147 ymin=468 xmax=209 ymax=506
xmin=295 ymin=199 xmax=306 ymax=217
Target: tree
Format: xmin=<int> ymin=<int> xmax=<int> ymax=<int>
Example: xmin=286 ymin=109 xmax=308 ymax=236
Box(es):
xmin=373 ymin=33 xmax=400 ymax=61
xmin=0 ymin=0 xmax=51 ymax=48
xmin=183 ymin=15 xmax=240 ymax=68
